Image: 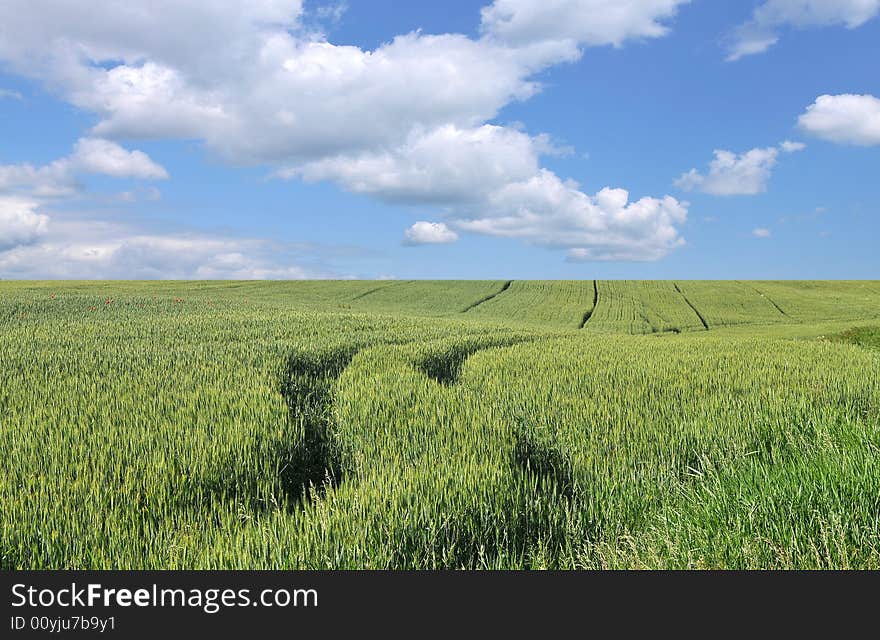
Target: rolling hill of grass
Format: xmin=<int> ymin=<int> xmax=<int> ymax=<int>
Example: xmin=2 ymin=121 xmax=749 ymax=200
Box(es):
xmin=2 ymin=280 xmax=879 ymax=569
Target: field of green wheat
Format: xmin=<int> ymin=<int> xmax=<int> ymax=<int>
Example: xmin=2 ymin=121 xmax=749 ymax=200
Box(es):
xmin=1 ymin=280 xmax=879 ymax=569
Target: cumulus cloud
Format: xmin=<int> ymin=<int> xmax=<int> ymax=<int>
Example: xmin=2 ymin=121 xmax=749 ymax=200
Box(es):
xmin=481 ymin=0 xmax=691 ymax=47
xmin=69 ymin=138 xmax=169 ymax=180
xmin=292 ymin=123 xmax=688 ymax=259
xmin=0 ymin=0 xmax=684 ymax=168
xmin=0 ymin=138 xmax=168 ymax=198
xmin=287 ymin=124 xmax=544 ymax=204
xmin=0 ymin=197 xmax=49 ymax=251
xmin=455 ymin=171 xmax=688 ymax=261
xmin=0 ymin=0 xmax=691 ymax=263
xmin=752 ymin=227 xmax=772 ymax=238
xmin=727 ymin=0 xmax=880 ymax=61
xmin=403 ymin=222 xmax=459 ymax=245
xmin=0 ymin=5 xmax=555 ymax=164
xmin=675 ymin=148 xmax=779 ymax=196
xmin=674 ymin=141 xmax=804 ymax=196
xmin=798 ymin=94 xmax=880 ymax=146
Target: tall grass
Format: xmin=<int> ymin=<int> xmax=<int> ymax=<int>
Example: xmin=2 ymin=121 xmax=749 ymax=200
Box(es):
xmin=1 ymin=281 xmax=879 ymax=568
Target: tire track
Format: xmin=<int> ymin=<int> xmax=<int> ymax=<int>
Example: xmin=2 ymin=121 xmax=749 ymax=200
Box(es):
xmin=350 ymin=280 xmax=409 ymax=302
xmin=579 ymin=280 xmax=599 ymax=329
xmin=275 ymin=345 xmax=366 ymax=508
xmin=741 ymin=281 xmax=789 ymax=318
xmin=462 ymin=280 xmax=513 ymax=313
xmin=418 ymin=334 xmax=535 ymax=385
xmin=674 ymin=282 xmax=709 ymax=330
xmin=276 ymin=334 xmax=433 ymax=507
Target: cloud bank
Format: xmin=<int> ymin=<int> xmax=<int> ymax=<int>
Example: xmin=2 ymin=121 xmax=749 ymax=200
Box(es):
xmin=0 ymin=204 xmax=341 ymax=280
xmin=0 ymin=0 xmax=692 ymax=267
xmin=0 ymin=138 xmax=167 ymax=198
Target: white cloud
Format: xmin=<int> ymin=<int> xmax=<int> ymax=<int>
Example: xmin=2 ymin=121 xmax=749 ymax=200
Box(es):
xmin=0 ymin=8 xmax=555 ymax=165
xmin=0 ymin=162 xmax=78 ymax=198
xmin=0 ymin=1 xmax=306 ymax=75
xmin=455 ymin=170 xmax=688 ymax=261
xmin=481 ymin=0 xmax=691 ymax=47
xmin=0 ymin=0 xmax=691 ymax=263
xmin=727 ymin=32 xmax=780 ymax=61
xmin=0 ymin=1 xmax=682 ymax=166
xmin=0 ymin=209 xmax=337 ymax=279
xmin=291 ymin=124 xmax=687 ymax=260
xmin=675 ymin=148 xmax=779 ymax=196
xmin=0 ymin=197 xmax=49 ymax=251
xmin=752 ymin=227 xmax=772 ymax=238
xmin=0 ymin=138 xmax=167 ymax=198
xmin=403 ymin=222 xmax=459 ymax=245
xmin=69 ymin=138 xmax=169 ymax=180
xmin=0 ymin=233 xmax=313 ymax=279
xmin=287 ymin=124 xmax=544 ymax=203
xmin=675 ymin=141 xmax=803 ymax=196
xmin=779 ymin=140 xmax=806 ymax=153
xmin=727 ymin=0 xmax=880 ymax=60
xmin=798 ymin=94 xmax=880 ymax=146
xmin=0 ymin=88 xmax=23 ymax=100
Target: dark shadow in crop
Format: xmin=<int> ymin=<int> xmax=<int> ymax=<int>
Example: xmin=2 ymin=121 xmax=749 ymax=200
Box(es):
xmin=275 ymin=347 xmax=360 ymax=507
xmin=181 ymin=348 xmax=360 ymax=518
xmin=418 ymin=336 xmax=533 ymax=385
xmin=419 ymin=343 xmax=488 ymax=384
xmin=512 ymin=417 xmax=574 ymax=499
xmin=382 ymin=417 xmax=579 ymax=569
xmin=833 ymin=326 xmax=880 ymax=351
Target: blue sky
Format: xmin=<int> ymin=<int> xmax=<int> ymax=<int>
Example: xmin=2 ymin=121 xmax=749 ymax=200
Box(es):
xmin=0 ymin=0 xmax=878 ymax=279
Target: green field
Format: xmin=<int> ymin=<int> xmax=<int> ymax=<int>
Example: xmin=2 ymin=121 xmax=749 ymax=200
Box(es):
xmin=2 ymin=280 xmax=879 ymax=569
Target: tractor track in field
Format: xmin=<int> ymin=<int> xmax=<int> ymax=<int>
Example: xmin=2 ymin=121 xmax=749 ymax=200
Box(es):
xmin=276 ymin=345 xmax=362 ymax=507
xmin=276 ymin=336 xmax=418 ymax=508
xmin=740 ymin=281 xmax=789 ymax=318
xmin=418 ymin=334 xmax=537 ymax=385
xmin=277 ymin=331 xmax=537 ymax=508
xmin=350 ymin=280 xmax=409 ymax=301
xmin=462 ymin=280 xmax=513 ymax=313
xmin=579 ymin=280 xmax=599 ymax=329
xmin=674 ymin=283 xmax=710 ymax=331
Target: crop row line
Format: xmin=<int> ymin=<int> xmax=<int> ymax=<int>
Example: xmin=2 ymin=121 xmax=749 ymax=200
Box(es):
xmin=461 ymin=280 xmax=513 ymax=313
xmin=579 ymin=280 xmax=599 ymax=329
xmin=673 ymin=283 xmax=710 ymax=331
